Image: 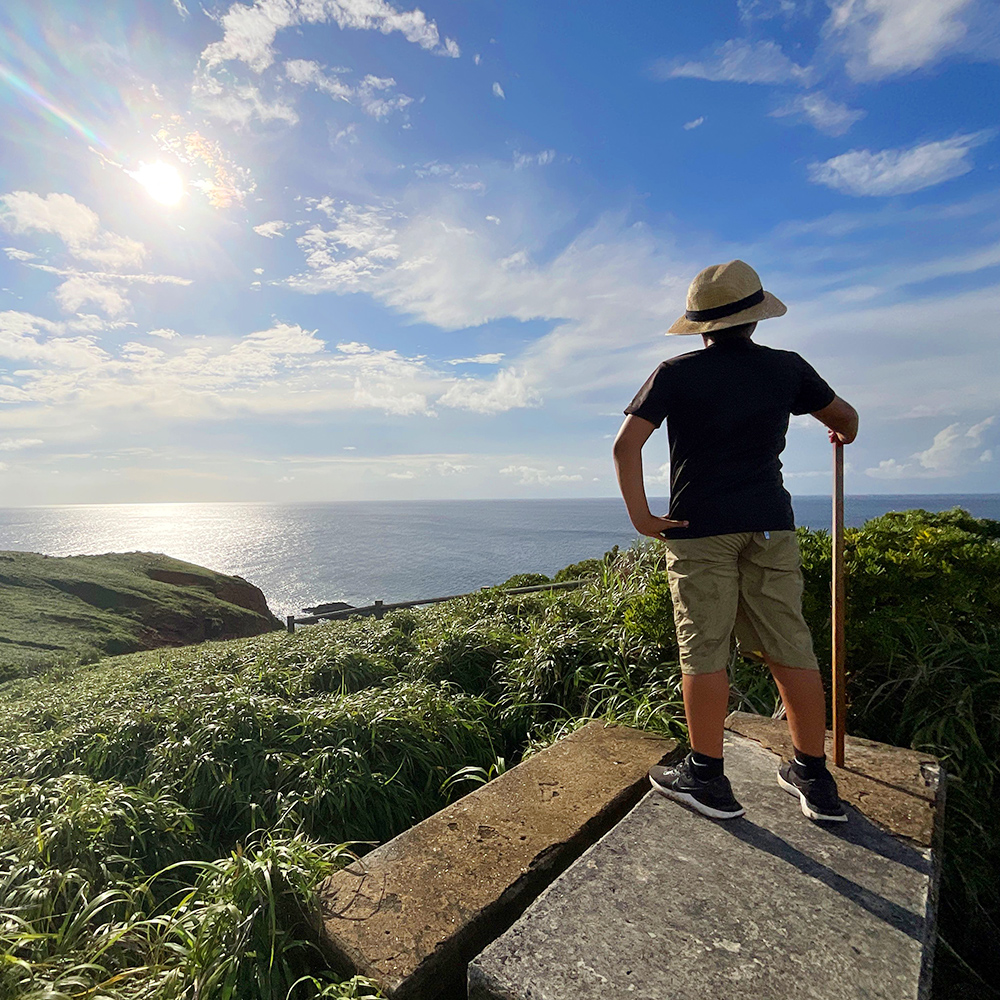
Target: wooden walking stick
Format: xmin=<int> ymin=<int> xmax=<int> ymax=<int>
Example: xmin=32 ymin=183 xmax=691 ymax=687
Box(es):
xmin=832 ymin=441 xmax=846 ymax=767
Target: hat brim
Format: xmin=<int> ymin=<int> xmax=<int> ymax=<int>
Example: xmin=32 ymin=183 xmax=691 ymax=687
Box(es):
xmin=666 ymin=290 xmax=787 ymax=335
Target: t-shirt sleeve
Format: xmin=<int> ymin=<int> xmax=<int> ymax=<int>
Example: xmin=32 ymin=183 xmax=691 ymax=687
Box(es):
xmin=624 ymin=363 xmax=672 ymax=428
xmin=789 ymin=355 xmax=836 ymax=415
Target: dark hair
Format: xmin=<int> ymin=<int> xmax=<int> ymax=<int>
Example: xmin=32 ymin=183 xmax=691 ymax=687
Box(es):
xmin=708 ymin=321 xmax=756 ymax=341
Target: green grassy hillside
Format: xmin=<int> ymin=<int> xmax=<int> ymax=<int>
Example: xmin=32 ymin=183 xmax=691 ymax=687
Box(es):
xmin=0 ymin=510 xmax=997 ymax=999
xmin=0 ymin=551 xmax=281 ymax=674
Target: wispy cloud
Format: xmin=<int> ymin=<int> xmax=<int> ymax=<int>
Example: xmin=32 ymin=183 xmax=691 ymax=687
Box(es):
xmin=0 ymin=437 xmax=44 ymax=451
xmin=770 ymin=92 xmax=865 ymax=136
xmin=656 ymin=39 xmax=814 ymax=85
xmin=513 ymin=149 xmax=555 ymax=169
xmin=253 ymin=220 xmax=291 ymax=238
xmin=201 ymin=0 xmax=459 ymax=74
xmin=867 ymin=417 xmax=995 ymax=478
xmin=444 ymin=353 xmax=505 ymax=365
xmin=808 ymin=131 xmax=994 ymax=196
xmin=825 ymin=0 xmax=975 ymax=81
xmin=284 ymin=60 xmax=413 ymax=118
xmin=492 ymin=82 xmax=505 ymax=99
xmin=439 ymin=369 xmax=541 ymax=414
xmin=499 ymin=464 xmax=583 ymax=485
xmin=0 ymin=192 xmax=145 ymax=270
xmin=1 ymin=193 xmax=193 ymax=317
xmin=683 ymin=116 xmax=705 ymax=130
xmin=738 ymin=0 xmax=802 ymax=22
xmin=192 ymin=74 xmax=299 ymax=126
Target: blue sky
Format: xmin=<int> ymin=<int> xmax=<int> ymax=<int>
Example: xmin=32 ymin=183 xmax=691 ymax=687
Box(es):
xmin=1 ymin=0 xmax=999 ymax=504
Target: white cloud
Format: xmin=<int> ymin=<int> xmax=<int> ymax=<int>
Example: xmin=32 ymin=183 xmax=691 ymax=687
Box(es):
xmin=825 ymin=0 xmax=975 ymax=81
xmin=285 ymin=201 xmax=402 ymax=293
xmin=22 ymin=263 xmax=192 ymax=317
xmin=683 ymin=116 xmax=705 ymax=130
xmin=285 ymin=61 xmax=412 ymax=118
xmin=201 ymin=0 xmax=295 ymax=73
xmin=201 ymin=0 xmax=458 ymax=75
xmin=334 ymin=123 xmax=359 ymax=145
xmin=0 ymin=310 xmax=108 ymax=368
xmin=0 ymin=192 xmax=145 ymax=270
xmin=514 ymin=150 xmax=555 ymax=169
xmin=4 ymin=247 xmax=37 ymax=261
xmin=739 ymin=0 xmax=801 ymax=21
xmin=439 ymin=369 xmax=541 ymax=414
xmin=54 ymin=274 xmax=130 ymax=316
xmin=657 ymin=39 xmax=814 ymax=85
xmin=866 ymin=417 xmax=995 ymax=478
xmin=193 ymin=73 xmax=299 ymax=126
xmin=233 ymin=321 xmax=324 ymax=355
xmin=254 ymin=220 xmax=291 ymax=238
xmin=172 ymin=0 xmax=190 ymax=16
xmin=357 ymin=74 xmax=414 ymax=119
xmin=492 ymin=82 xmax=505 ymax=99
xmin=0 ymin=437 xmax=43 ymax=450
xmin=444 ymin=353 xmax=505 ymax=365
xmin=499 ymin=464 xmax=583 ymax=485
xmin=771 ymin=92 xmax=866 ymax=136
xmin=148 ymin=328 xmax=179 ymax=340
xmin=474 ymin=53 xmax=481 ymax=66
xmin=284 ymin=57 xmax=353 ymax=95
xmin=808 ymin=132 xmax=993 ymax=196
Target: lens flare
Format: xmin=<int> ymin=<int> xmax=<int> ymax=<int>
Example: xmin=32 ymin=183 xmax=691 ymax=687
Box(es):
xmin=131 ymin=162 xmax=184 ymax=205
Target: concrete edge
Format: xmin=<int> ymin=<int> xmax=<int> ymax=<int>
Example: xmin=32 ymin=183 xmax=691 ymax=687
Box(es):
xmin=918 ymin=761 xmax=947 ymax=1000
xmin=392 ymin=755 xmax=677 ymax=1000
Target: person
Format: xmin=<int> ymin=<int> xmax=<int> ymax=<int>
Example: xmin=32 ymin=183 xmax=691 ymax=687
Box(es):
xmin=612 ymin=259 xmax=858 ymax=823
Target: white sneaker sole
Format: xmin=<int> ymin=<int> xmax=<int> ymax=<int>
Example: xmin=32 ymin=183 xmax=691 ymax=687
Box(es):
xmin=777 ymin=772 xmax=848 ymax=823
xmin=649 ymin=774 xmax=746 ymax=820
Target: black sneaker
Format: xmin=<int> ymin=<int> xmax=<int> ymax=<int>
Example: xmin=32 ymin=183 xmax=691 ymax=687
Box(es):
xmin=649 ymin=754 xmax=745 ymax=820
xmin=777 ymin=761 xmax=848 ymax=823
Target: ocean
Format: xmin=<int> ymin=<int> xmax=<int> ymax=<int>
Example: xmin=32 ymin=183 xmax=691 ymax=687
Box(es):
xmin=1 ymin=495 xmax=998 ymax=620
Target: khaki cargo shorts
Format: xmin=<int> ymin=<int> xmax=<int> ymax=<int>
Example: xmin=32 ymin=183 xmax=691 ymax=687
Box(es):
xmin=662 ymin=530 xmax=819 ymax=676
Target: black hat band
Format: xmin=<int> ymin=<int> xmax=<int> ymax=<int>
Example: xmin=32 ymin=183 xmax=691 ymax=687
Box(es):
xmin=685 ymin=287 xmax=765 ymax=322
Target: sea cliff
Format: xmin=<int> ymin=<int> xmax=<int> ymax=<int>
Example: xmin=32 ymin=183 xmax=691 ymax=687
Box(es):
xmin=0 ymin=550 xmax=281 ymax=671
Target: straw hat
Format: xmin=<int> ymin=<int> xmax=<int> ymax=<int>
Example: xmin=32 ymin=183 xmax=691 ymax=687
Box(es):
xmin=667 ymin=259 xmax=786 ymax=335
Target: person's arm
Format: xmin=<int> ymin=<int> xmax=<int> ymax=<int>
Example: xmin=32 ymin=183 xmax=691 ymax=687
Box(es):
xmin=811 ymin=395 xmax=859 ymax=445
xmin=613 ymin=414 xmax=689 ymax=537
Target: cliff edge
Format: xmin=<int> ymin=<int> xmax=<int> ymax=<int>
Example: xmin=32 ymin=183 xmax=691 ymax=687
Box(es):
xmin=0 ymin=550 xmax=282 ymax=672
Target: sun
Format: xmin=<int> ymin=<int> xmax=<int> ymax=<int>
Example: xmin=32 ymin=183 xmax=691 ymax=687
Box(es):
xmin=131 ymin=161 xmax=184 ymax=206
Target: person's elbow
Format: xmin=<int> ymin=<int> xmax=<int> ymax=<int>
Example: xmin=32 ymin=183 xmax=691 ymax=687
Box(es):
xmin=812 ymin=396 xmax=859 ymax=444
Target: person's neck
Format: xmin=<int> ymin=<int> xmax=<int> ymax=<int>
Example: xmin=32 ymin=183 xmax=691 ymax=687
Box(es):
xmin=702 ymin=333 xmax=753 ymax=348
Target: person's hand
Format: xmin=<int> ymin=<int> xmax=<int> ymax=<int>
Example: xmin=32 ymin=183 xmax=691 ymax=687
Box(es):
xmin=828 ymin=428 xmax=853 ymax=445
xmin=633 ymin=513 xmax=689 ymax=538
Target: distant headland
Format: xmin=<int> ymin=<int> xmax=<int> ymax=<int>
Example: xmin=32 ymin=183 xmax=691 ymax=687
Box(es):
xmin=0 ymin=550 xmax=282 ymax=674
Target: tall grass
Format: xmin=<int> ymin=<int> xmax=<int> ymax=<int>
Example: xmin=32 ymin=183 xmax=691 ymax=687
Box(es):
xmin=1 ymin=512 xmax=997 ymax=998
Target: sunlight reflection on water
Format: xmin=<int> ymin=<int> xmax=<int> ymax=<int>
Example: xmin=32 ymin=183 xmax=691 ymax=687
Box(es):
xmin=1 ymin=495 xmax=997 ymax=619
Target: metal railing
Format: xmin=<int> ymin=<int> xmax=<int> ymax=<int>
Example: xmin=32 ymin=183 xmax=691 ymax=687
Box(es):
xmin=285 ymin=578 xmax=593 ymax=632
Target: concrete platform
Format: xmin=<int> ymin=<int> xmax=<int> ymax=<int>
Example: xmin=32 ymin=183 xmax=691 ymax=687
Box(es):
xmin=315 ymin=720 xmax=677 ymax=999
xmin=469 ymin=725 xmax=944 ymax=1000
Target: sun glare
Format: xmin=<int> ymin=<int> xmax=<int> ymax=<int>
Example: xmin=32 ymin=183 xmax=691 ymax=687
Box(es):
xmin=132 ymin=161 xmax=184 ymax=206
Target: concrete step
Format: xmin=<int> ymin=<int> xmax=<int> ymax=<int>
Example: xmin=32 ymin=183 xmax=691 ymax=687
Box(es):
xmin=314 ymin=720 xmax=677 ymax=1000
xmin=469 ymin=717 xmax=944 ymax=1000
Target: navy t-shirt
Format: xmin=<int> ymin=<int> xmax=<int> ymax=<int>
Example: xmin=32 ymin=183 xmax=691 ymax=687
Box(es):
xmin=624 ymin=338 xmax=835 ymax=539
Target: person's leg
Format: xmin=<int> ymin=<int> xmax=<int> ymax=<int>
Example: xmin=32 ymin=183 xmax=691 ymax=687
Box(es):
xmin=682 ymin=668 xmax=730 ymax=758
xmin=764 ymin=659 xmax=827 ymax=758
xmin=663 ymin=534 xmax=744 ymax=760
xmin=733 ymin=530 xmax=826 ymax=754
